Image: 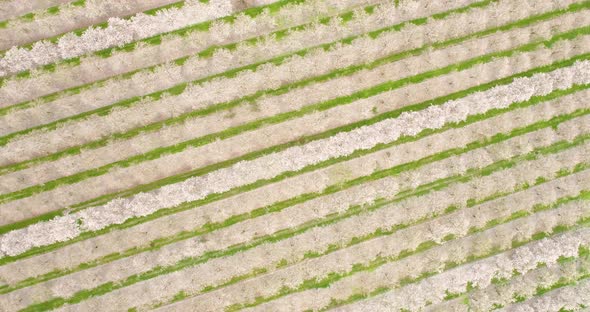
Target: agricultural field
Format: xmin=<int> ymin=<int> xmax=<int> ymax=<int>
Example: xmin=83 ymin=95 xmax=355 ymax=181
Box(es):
xmin=0 ymin=0 xmax=589 ymax=311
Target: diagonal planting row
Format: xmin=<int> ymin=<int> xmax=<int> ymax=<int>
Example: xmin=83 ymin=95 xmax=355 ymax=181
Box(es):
xmin=1 ymin=68 xmax=590 ymax=310
xmin=0 ymin=39 xmax=588 ymax=259
xmin=1 ymin=0 xmax=588 ymax=311
xmin=0 ymin=0 xmax=471 ymax=108
xmin=356 ymin=250 xmax=590 ymax=311
xmin=0 ymin=0 xmax=536 ymax=162
xmin=9 ymin=152 xmax=590 ymax=310
xmin=1 ymin=85 xmax=588 ymax=297
xmin=500 ymin=278 xmax=590 ymax=311
xmin=0 ymin=0 xmax=373 ymax=78
xmin=147 ymin=154 xmax=590 ymax=311
xmin=1 ymin=1 xmax=586 ymax=193
xmin=0 ymin=0 xmax=73 ymax=22
xmin=235 ymin=201 xmax=590 ymax=312
xmin=0 ymin=0 xmax=584 ymax=166
xmin=0 ymin=0 xmax=240 ymax=74
xmin=0 ymin=17 xmax=588 ymax=233
xmin=0 ymin=0 xmax=506 ymax=134
xmin=333 ymin=234 xmax=590 ymax=312
xmin=1 ymin=3 xmax=589 ymax=309
xmin=2 ymin=72 xmax=588 ymax=310
xmin=0 ymin=43 xmax=588 ymax=275
xmin=2 ymin=12 xmax=586 ymax=204
xmin=2 ymin=92 xmax=589 ymax=308
xmin=428 ymin=249 xmax=590 ymax=311
xmin=97 ymin=196 xmax=590 ymax=311
xmin=10 ymin=102 xmax=588 ymax=305
xmin=2 ymin=85 xmax=588 ymax=308
xmin=0 ymin=0 xmax=191 ymax=50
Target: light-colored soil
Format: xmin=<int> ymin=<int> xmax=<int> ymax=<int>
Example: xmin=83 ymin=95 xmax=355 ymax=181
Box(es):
xmin=0 ymin=0 xmax=426 ymax=107
xmin=503 ymin=277 xmax=590 ymax=311
xmin=430 ymin=258 xmax=590 ymax=311
xmin=4 ymin=110 xmax=588 ymax=310
xmin=0 ymin=0 xmax=375 ymax=77
xmin=2 ymin=0 xmax=582 ymax=156
xmin=343 ymin=234 xmax=590 ymax=312
xmin=0 ymin=0 xmax=183 ymax=50
xmin=0 ymin=91 xmax=585 ymax=288
xmin=164 ymin=216 xmax=590 ymax=312
xmin=1 ymin=0 xmax=587 ymax=310
xmin=0 ymin=47 xmax=585 ymax=260
xmin=0 ymin=44 xmax=585 ymax=246
xmin=0 ymin=0 xmax=72 ymax=22
xmin=99 ymin=172 xmax=590 ymax=311
xmin=2 ymin=0 xmax=539 ymax=118
xmin=2 ymin=5 xmax=585 ymax=193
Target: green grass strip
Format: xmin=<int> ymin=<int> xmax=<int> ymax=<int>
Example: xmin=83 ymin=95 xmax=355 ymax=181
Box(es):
xmin=3 ymin=1 xmax=81 ymax=27
xmin=0 ymin=1 xmax=380 ymax=116
xmin=0 ymin=0 xmax=500 ymax=117
xmin=484 ymin=256 xmax=590 ymax=310
xmin=0 ymin=1 xmax=76 ymax=28
xmin=1 ymin=79 xmax=586 ymax=295
xmin=1 ymin=84 xmax=586 ymax=295
xmin=375 ymin=245 xmax=590 ymax=311
xmin=531 ymin=273 xmax=590 ymax=301
xmin=0 ymin=0 xmax=196 ymax=28
xmin=15 ymin=110 xmax=590 ymax=311
xmin=0 ymin=0 xmax=507 ymax=148
xmin=0 ymin=0 xmax=314 ymax=82
xmin=437 ymin=248 xmax=589 ymax=308
xmin=318 ymin=222 xmax=590 ymax=311
xmin=2 ymin=0 xmax=585 ymax=150
xmin=1 ymin=16 xmax=586 ymax=209
xmin=0 ymin=0 xmax=297 ymax=54
xmin=1 ymin=4 xmax=584 ymax=217
xmin=439 ymin=250 xmax=590 ymax=310
xmin=149 ymin=165 xmax=590 ymax=309
xmin=0 ymin=24 xmax=587 ymax=211
xmin=227 ymin=192 xmax=590 ymax=311
xmin=0 ymin=54 xmax=587 ymax=269
xmin=1 ymin=0 xmax=584 ymax=159
xmin=0 ymin=0 xmax=210 ymax=48
xmin=0 ymin=87 xmax=585 ymax=294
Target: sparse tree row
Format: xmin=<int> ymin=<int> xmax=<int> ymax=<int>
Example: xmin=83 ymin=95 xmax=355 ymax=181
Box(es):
xmin=0 ymin=0 xmax=589 ymax=311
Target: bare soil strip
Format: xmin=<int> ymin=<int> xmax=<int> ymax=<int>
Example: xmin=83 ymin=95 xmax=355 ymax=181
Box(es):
xmin=0 ymin=0 xmax=586 ymax=311
xmin=0 ymin=0 xmax=184 ymax=50
xmin=0 ymin=31 xmax=586 ymax=234
xmin=0 ymin=0 xmax=72 ymax=22
xmin=0 ymin=48 xmax=586 ymax=271
xmin=0 ymin=0 xmax=373 ymax=78
xmin=0 ymin=0 xmax=446 ymax=107
xmin=1 ymin=3 xmax=584 ymax=195
xmin=150 ymin=217 xmax=590 ymax=311
xmin=0 ymin=0 xmax=509 ymax=136
xmin=337 ymin=239 xmax=590 ymax=312
xmin=427 ymin=255 xmax=590 ymax=311
xmin=1 ymin=2 xmax=583 ymax=165
xmin=2 ymin=103 xmax=587 ymax=309
xmin=0 ymin=88 xmax=584 ymax=291
xmin=501 ymin=278 xmax=590 ymax=311
xmin=0 ymin=50 xmax=588 ymax=264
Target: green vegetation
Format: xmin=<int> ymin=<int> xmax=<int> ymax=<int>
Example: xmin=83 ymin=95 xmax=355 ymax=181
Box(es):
xmin=314 ymin=227 xmax=590 ymax=311
xmin=1 ymin=24 xmax=588 ymax=221
xmin=15 ymin=116 xmax=590 ymax=310
xmin=0 ymin=0 xmax=322 ymax=80
xmin=1 ymin=56 xmax=588 ymax=277
xmin=2 ymin=1 xmax=590 ymax=311
xmin=0 ymin=0 xmax=300 ymax=57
